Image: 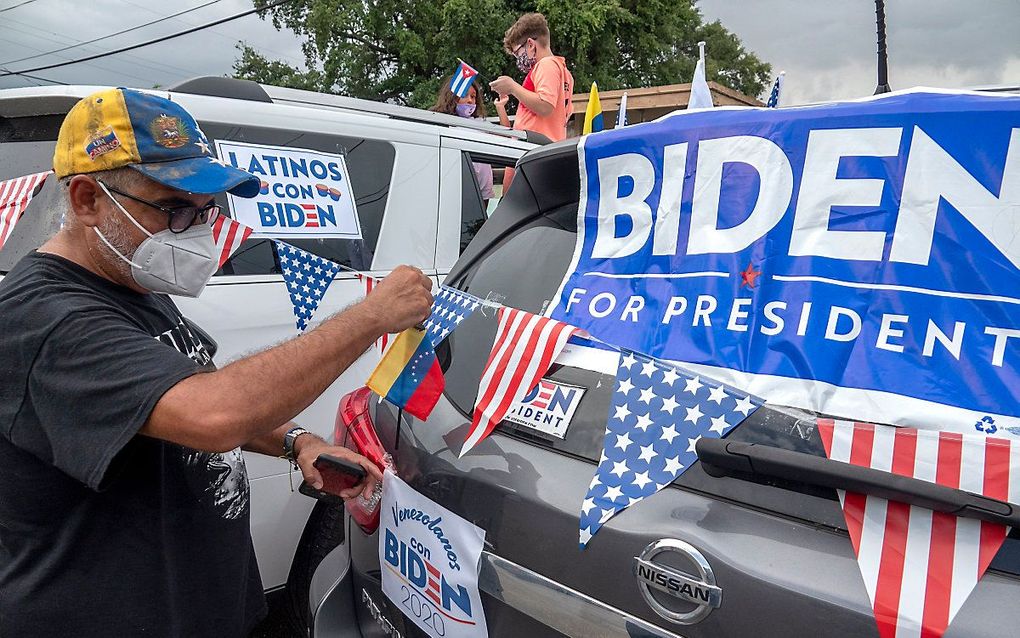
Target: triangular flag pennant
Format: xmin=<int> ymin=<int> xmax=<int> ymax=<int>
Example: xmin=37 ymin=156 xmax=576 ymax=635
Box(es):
xmin=275 ymin=241 xmax=341 ymax=331
xmin=357 ymin=274 xmax=390 ymax=353
xmin=579 ymin=351 xmax=761 ymax=547
xmin=0 ymin=170 xmax=51 ymax=251
xmin=818 ymin=420 xmax=1020 ymax=638
xmin=461 ymin=307 xmax=578 ymax=457
xmin=211 ymin=216 xmax=252 ymax=268
xmin=421 ymin=285 xmax=481 ymax=348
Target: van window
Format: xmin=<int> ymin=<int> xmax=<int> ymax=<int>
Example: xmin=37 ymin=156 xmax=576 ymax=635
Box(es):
xmin=0 ymin=114 xmax=395 ymax=275
xmin=458 ymin=152 xmax=513 ymax=254
xmin=0 ymin=114 xmax=65 ymax=272
xmin=201 ymin=124 xmax=395 ymax=274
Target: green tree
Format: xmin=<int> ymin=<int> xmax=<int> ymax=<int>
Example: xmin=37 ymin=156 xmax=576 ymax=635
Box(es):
xmin=236 ymin=0 xmax=771 ymax=107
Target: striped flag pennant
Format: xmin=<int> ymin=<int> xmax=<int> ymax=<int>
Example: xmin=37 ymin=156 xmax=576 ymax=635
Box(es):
xmin=357 ymin=274 xmax=391 ymax=353
xmin=449 ymin=60 xmax=478 ymax=99
xmin=211 ymin=216 xmax=252 ymax=268
xmin=0 ymin=170 xmax=51 ymax=251
xmin=818 ymin=419 xmax=1020 ymax=638
xmin=460 ymin=307 xmax=578 ymax=457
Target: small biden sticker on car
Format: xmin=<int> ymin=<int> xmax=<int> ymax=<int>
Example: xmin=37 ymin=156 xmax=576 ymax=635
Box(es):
xmin=503 ymin=380 xmax=585 ymax=439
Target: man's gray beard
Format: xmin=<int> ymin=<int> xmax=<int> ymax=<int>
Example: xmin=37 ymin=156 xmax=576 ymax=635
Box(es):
xmin=94 ymin=212 xmax=138 ymax=281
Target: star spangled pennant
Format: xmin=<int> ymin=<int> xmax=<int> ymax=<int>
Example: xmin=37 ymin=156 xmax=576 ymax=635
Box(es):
xmin=579 ymin=351 xmax=761 ymax=548
xmin=818 ymin=420 xmax=1020 ymax=638
xmin=422 ymin=285 xmax=481 ymax=348
xmin=275 ymin=241 xmax=341 ymax=331
xmin=211 ymin=216 xmax=252 ymax=268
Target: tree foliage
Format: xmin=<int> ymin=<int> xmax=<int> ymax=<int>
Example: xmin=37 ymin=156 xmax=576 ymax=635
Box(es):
xmin=237 ymin=0 xmax=772 ymax=107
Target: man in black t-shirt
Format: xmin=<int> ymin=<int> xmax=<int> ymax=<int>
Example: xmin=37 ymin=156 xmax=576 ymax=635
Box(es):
xmin=0 ymin=90 xmax=433 ymax=636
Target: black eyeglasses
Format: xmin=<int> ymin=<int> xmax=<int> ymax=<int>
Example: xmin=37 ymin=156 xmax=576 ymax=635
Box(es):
xmin=98 ymin=180 xmax=221 ymax=233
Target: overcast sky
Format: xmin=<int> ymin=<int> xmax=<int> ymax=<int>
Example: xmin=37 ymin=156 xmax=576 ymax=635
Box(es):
xmin=0 ymin=0 xmax=1017 ymax=104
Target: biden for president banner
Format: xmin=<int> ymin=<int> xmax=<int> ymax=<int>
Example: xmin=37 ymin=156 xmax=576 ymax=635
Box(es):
xmin=216 ymin=140 xmax=363 ymax=240
xmin=548 ymin=89 xmax=1020 ymax=437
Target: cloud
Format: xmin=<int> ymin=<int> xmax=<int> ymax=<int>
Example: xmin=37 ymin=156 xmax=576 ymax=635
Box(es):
xmin=0 ymin=0 xmax=304 ymax=90
xmin=699 ymin=0 xmax=1020 ymax=103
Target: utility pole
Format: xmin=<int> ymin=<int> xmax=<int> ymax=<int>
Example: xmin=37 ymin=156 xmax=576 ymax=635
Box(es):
xmin=874 ymin=0 xmax=891 ymax=94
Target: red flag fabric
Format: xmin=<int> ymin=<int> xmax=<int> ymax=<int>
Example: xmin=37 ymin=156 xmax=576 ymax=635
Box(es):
xmin=461 ymin=307 xmax=578 ymax=456
xmin=818 ymin=419 xmax=1020 ymax=638
xmin=0 ymin=171 xmax=51 ymax=251
xmin=211 ymin=216 xmax=252 ymax=268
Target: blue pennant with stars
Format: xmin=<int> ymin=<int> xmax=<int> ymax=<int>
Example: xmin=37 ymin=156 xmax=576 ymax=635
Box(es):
xmin=275 ymin=241 xmax=342 ymax=331
xmin=579 ymin=350 xmax=762 ymax=548
xmin=421 ymin=285 xmax=482 ymax=348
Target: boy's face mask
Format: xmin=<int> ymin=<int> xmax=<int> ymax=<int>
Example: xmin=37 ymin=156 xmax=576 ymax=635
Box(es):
xmin=515 ymin=41 xmax=536 ymax=74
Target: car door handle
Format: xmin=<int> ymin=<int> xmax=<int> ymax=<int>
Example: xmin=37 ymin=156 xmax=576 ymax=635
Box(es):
xmin=696 ymin=438 xmax=1020 ymax=528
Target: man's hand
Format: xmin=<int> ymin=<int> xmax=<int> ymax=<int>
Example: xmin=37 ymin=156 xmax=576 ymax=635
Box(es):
xmin=295 ymin=435 xmax=383 ymax=501
xmin=489 ymin=76 xmax=520 ymax=98
xmin=361 ymin=265 xmax=433 ymax=334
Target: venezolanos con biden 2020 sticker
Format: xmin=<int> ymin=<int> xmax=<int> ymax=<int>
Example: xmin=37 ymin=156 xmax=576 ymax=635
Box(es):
xmin=380 ymin=470 xmax=489 ymax=638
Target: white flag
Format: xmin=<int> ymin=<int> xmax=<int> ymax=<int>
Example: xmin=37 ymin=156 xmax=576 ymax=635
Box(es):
xmin=688 ymin=41 xmax=713 ymax=110
xmin=615 ymin=92 xmax=628 ymax=128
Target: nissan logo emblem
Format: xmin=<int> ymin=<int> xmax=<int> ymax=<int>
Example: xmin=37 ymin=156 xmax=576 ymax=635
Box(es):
xmin=633 ymin=539 xmax=722 ymax=625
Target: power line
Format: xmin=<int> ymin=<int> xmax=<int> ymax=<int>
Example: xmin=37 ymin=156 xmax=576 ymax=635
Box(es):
xmin=0 ymin=66 xmax=67 ymax=85
xmin=0 ymin=0 xmax=224 ymax=67
xmin=0 ymin=0 xmax=41 ymax=13
xmin=0 ymin=0 xmax=295 ymax=78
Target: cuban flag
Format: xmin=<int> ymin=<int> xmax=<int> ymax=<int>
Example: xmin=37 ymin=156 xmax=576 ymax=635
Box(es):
xmin=450 ymin=60 xmax=479 ymax=99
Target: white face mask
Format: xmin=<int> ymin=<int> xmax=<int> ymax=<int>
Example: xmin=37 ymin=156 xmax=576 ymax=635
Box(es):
xmin=95 ymin=181 xmax=218 ymax=298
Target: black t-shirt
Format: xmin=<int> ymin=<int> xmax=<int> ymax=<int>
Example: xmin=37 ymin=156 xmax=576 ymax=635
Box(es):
xmin=0 ymin=252 xmax=266 ymax=637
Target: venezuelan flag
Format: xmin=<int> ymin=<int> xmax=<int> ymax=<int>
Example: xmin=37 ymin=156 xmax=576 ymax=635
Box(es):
xmin=367 ymin=328 xmax=444 ymax=420
xmin=583 ymin=81 xmax=603 ymax=135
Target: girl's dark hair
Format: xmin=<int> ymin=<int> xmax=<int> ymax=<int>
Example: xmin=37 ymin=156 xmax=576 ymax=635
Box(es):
xmin=430 ymin=76 xmax=488 ymax=118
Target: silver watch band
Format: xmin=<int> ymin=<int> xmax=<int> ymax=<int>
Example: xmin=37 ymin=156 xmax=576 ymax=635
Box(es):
xmin=283 ymin=426 xmax=310 ymax=461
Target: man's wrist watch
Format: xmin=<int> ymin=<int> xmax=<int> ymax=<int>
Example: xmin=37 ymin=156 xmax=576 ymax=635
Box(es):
xmin=283 ymin=426 xmax=311 ymax=461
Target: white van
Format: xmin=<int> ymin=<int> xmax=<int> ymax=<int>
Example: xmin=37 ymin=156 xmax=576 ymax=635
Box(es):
xmin=0 ymin=76 xmax=538 ymax=633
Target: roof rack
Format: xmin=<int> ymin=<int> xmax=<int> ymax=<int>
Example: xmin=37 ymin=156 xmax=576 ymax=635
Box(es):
xmin=166 ymin=76 xmax=549 ymax=145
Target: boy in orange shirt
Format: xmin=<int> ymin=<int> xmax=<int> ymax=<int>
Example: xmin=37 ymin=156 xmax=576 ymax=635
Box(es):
xmin=490 ymin=13 xmax=574 ymax=143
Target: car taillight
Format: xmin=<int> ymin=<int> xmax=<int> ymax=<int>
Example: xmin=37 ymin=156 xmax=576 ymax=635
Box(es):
xmin=333 ymin=386 xmax=391 ymax=534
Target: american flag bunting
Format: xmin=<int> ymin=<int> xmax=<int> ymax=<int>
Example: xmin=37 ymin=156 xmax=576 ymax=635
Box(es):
xmin=211 ymin=216 xmax=252 ymax=268
xmin=275 ymin=241 xmax=341 ymax=331
xmin=422 ymin=286 xmax=481 ymax=348
xmin=0 ymin=171 xmax=50 ymax=251
xmin=818 ymin=420 xmax=1020 ymax=638
xmin=461 ymin=307 xmax=578 ymax=457
xmin=579 ymin=351 xmax=761 ymax=547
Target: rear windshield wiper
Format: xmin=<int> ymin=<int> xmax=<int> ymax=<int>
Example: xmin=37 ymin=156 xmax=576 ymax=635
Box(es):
xmin=696 ymin=438 xmax=1020 ymax=528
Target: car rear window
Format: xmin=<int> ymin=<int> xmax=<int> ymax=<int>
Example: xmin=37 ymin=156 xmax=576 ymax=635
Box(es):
xmin=440 ymin=197 xmax=1020 ymax=576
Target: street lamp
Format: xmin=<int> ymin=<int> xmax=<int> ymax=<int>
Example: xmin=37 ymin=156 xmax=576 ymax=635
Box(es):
xmin=874 ymin=0 xmax=891 ymax=94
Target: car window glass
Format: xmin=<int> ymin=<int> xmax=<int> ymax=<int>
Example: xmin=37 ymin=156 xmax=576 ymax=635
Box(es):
xmin=201 ymin=124 xmax=395 ymax=274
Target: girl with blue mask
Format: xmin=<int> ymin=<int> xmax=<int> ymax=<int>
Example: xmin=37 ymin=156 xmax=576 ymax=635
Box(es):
xmin=430 ymin=79 xmax=497 ymax=205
